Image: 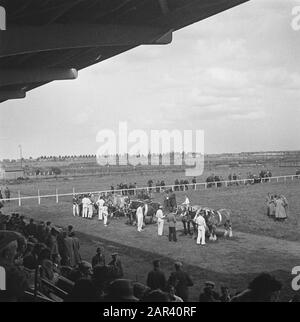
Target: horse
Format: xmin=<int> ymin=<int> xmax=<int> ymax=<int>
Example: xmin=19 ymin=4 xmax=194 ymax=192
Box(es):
xmin=128 ymin=200 xmax=158 ymax=225
xmin=197 ymin=207 xmax=233 ymax=241
xmin=175 ymin=205 xmax=200 ymax=236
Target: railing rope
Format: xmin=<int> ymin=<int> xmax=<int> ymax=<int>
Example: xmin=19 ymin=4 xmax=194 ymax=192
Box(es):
xmin=0 ymin=174 xmax=298 ymax=205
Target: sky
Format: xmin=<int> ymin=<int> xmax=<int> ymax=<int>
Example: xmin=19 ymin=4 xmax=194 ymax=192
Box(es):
xmin=1 ymin=0 xmax=300 ymax=160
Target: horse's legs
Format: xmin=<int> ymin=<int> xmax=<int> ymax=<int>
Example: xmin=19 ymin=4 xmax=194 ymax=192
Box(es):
xmin=229 ymin=227 xmax=233 ymax=238
xmin=212 ymin=227 xmax=217 ymax=241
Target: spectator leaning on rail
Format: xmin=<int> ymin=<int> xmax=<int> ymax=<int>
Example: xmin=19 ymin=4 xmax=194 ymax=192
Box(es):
xmin=91 ymin=247 xmax=105 ymax=268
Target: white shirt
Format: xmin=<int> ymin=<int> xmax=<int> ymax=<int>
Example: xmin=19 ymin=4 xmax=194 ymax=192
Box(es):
xmin=97 ymin=199 xmax=105 ymax=207
xmin=82 ymin=197 xmax=91 ymax=207
xmin=156 ymin=209 xmax=165 ymax=221
xmin=183 ymin=197 xmax=190 ymax=205
xmin=194 ymin=215 xmax=206 ymax=227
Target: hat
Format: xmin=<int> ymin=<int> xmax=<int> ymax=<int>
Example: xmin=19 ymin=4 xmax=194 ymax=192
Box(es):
xmin=79 ymin=261 xmax=92 ymax=271
xmin=0 ymin=230 xmax=22 ymax=252
xmin=108 ymin=279 xmax=138 ymax=301
xmin=159 ymin=205 xmax=163 ymax=209
xmin=174 ymin=261 xmax=183 ymax=268
xmin=111 ymin=252 xmax=118 ymax=257
xmin=205 ymin=281 xmax=215 ymax=287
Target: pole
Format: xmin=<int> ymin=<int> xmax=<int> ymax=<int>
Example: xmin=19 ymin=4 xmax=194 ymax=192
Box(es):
xmin=38 ymin=189 xmax=40 ymax=205
xmin=18 ymin=144 xmax=23 ymax=169
xmin=56 ymin=188 xmax=58 ymax=203
xmin=18 ymin=191 xmax=21 ymax=206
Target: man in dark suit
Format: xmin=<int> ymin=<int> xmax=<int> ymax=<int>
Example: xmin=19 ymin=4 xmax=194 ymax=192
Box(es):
xmin=168 ymin=262 xmax=193 ymax=302
xmin=167 ymin=212 xmax=177 ymax=242
xmin=146 ymin=259 xmax=166 ymax=291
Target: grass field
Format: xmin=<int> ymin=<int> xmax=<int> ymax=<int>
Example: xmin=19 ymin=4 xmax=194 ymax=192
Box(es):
xmin=1 ymin=165 xmax=300 ymax=301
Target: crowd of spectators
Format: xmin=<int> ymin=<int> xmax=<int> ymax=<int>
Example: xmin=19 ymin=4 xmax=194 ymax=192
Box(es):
xmin=0 ymin=210 xmax=297 ymax=302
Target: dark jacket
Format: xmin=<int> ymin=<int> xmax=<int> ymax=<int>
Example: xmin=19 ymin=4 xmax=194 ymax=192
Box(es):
xmin=168 ymin=270 xmax=193 ymax=301
xmin=146 ymin=269 xmax=166 ymax=291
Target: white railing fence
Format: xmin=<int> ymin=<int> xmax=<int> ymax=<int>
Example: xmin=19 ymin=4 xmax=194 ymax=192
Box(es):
xmin=0 ymin=174 xmax=299 ymax=206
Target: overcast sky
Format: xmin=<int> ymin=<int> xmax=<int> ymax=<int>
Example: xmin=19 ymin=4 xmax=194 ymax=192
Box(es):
xmin=1 ymin=0 xmax=300 ymax=160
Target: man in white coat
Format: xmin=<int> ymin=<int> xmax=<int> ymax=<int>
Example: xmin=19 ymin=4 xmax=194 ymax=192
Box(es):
xmin=81 ymin=195 xmax=90 ymax=218
xmin=182 ymin=195 xmax=190 ymax=208
xmin=96 ymin=196 xmax=105 ymax=220
xmin=194 ymin=211 xmax=207 ymax=245
xmin=136 ymin=205 xmax=144 ymax=232
xmin=87 ymin=196 xmax=93 ymax=219
xmin=103 ymin=204 xmax=109 ymax=227
xmin=156 ymin=205 xmax=165 ymax=236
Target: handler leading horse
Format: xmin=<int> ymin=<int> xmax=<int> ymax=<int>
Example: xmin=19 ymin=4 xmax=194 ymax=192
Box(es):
xmin=196 ymin=207 xmax=233 ymax=241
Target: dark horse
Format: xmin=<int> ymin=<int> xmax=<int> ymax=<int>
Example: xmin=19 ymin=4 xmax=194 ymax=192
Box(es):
xmin=128 ymin=200 xmax=159 ymax=225
xmin=175 ymin=205 xmax=198 ymax=236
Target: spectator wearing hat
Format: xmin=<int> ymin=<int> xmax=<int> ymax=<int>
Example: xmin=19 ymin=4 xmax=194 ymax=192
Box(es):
xmin=199 ymin=281 xmax=220 ymax=302
xmin=146 ymin=259 xmax=166 ymax=291
xmin=57 ymin=231 xmax=70 ymax=266
xmin=141 ymin=289 xmax=169 ymax=302
xmin=168 ymin=262 xmax=193 ymax=302
xmin=0 ymin=231 xmax=29 ymax=301
xmin=155 ymin=206 xmax=165 ymax=236
xmin=230 ymin=273 xmax=282 ymax=302
xmin=70 ymin=231 xmax=81 ymax=267
xmin=91 ymin=247 xmax=105 ymax=268
xmin=104 ymin=279 xmax=139 ymax=302
xmin=46 ymin=228 xmax=59 ymax=262
xmin=64 ymin=232 xmax=76 ymax=267
xmin=108 ymin=253 xmax=123 ymax=279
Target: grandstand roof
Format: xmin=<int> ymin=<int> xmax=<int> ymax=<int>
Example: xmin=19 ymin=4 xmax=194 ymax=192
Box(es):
xmin=0 ymin=0 xmax=249 ymax=103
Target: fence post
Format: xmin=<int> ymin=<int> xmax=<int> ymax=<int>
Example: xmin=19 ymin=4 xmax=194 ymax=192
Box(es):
xmin=56 ymin=189 xmax=58 ymax=203
xmin=205 ymin=183 xmax=207 ymax=189
xmin=72 ymin=187 xmax=75 ymax=195
xmin=277 ymin=177 xmax=279 ymax=183
xmin=18 ymin=191 xmax=21 ymax=206
xmin=38 ymin=189 xmax=41 ymax=205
